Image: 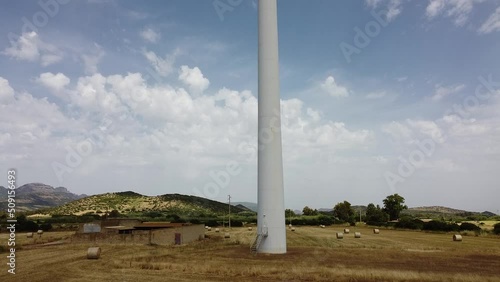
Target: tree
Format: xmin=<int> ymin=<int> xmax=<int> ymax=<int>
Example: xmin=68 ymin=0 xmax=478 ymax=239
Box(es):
xmin=365 ymin=203 xmax=389 ymax=223
xmin=302 ymin=206 xmax=317 ymax=216
xmin=383 ymin=194 xmax=408 ymax=220
xmin=493 ymin=223 xmax=500 ymax=235
xmin=333 ymin=201 xmax=355 ymax=223
xmin=285 ymin=209 xmax=296 ymax=217
xmin=109 ymin=209 xmax=120 ymax=218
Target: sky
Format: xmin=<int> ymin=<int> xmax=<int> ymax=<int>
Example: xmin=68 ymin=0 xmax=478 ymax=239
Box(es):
xmin=0 ymin=0 xmax=499 ymax=213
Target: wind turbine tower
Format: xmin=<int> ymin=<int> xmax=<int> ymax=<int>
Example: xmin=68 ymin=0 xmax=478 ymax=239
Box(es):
xmin=257 ymin=0 xmax=286 ymax=254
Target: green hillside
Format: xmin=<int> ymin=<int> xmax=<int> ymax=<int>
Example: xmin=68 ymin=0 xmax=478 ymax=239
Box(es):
xmin=38 ymin=192 xmax=247 ymax=217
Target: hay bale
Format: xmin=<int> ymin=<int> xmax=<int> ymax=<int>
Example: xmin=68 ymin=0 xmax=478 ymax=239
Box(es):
xmin=224 ymin=233 xmax=230 ymax=239
xmin=453 ymin=234 xmax=463 ymax=242
xmin=26 ymin=232 xmax=33 ymax=238
xmin=87 ymin=247 xmax=101 ymax=259
xmin=291 ymin=227 xmax=296 ymax=232
xmin=344 ymin=228 xmax=350 ymax=234
xmin=247 ymin=227 xmax=252 ymax=231
xmin=336 ymin=232 xmax=344 ymax=239
xmin=354 ymin=232 xmax=361 ymax=238
xmin=373 ymin=229 xmax=380 ymax=234
xmin=215 ymin=228 xmax=220 ymax=233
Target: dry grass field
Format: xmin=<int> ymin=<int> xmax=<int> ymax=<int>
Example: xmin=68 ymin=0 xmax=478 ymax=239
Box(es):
xmin=1 ymin=225 xmax=500 ymax=282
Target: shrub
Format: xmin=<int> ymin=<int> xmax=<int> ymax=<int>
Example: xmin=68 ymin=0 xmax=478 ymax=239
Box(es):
xmin=318 ymin=215 xmax=334 ymax=226
xmin=493 ymin=223 xmax=500 ymax=235
xmin=395 ymin=218 xmax=424 ymax=230
xmin=17 ymin=220 xmax=39 ymax=232
xmin=229 ymin=220 xmax=243 ymax=227
xmin=459 ymin=222 xmax=481 ymax=231
xmin=423 ymin=221 xmax=459 ymax=232
xmin=40 ymin=223 xmax=53 ymax=232
xmin=366 ymin=221 xmax=387 ymax=227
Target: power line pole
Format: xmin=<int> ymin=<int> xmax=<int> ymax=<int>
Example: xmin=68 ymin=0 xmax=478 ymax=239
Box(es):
xmin=228 ymin=195 xmax=232 ymax=229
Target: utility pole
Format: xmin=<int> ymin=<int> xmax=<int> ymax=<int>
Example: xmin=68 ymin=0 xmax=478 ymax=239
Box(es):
xmin=228 ymin=195 xmax=231 ymax=229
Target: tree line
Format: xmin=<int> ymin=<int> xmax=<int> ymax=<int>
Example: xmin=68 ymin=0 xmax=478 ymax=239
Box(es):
xmin=295 ymin=193 xmax=407 ymax=225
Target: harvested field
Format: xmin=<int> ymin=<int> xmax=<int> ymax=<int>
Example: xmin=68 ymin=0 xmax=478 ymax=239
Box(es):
xmin=1 ymin=226 xmax=499 ymax=281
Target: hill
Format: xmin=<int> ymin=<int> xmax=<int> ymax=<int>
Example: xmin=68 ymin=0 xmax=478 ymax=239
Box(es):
xmin=0 ymin=183 xmax=87 ymax=211
xmin=232 ymin=202 xmax=257 ymax=212
xmin=402 ymin=206 xmax=497 ymax=217
xmin=41 ymin=192 xmax=248 ymax=217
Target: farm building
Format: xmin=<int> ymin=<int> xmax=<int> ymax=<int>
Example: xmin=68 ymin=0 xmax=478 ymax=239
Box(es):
xmin=74 ymin=219 xmax=205 ymax=246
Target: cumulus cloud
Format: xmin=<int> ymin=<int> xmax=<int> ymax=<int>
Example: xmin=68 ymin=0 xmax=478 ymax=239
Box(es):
xmin=478 ymin=7 xmax=500 ymax=34
xmin=321 ymin=76 xmax=349 ymax=98
xmin=2 ymin=32 xmax=63 ymax=66
xmin=0 ymin=77 xmax=15 ymax=103
xmin=37 ymin=72 xmax=70 ymax=92
xmin=0 ymin=77 xmax=80 ymax=157
xmin=0 ymin=72 xmax=373 ymax=181
xmin=383 ymin=119 xmax=444 ymax=144
xmin=431 ymin=84 xmax=465 ymax=101
xmin=365 ymin=0 xmax=403 ymax=22
xmin=178 ymin=66 xmax=210 ymax=94
xmin=425 ymin=0 xmax=484 ymax=26
xmin=441 ymin=115 xmax=489 ymax=136
xmin=140 ymin=28 xmax=161 ymax=43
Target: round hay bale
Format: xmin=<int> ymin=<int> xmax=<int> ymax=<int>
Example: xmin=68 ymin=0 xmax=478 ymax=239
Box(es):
xmin=26 ymin=232 xmax=33 ymax=238
xmin=37 ymin=230 xmax=43 ymax=235
xmin=344 ymin=228 xmax=350 ymax=234
xmin=87 ymin=247 xmax=101 ymax=259
xmin=215 ymin=228 xmax=220 ymax=233
xmin=224 ymin=233 xmax=230 ymax=239
xmin=207 ymin=227 xmax=212 ymax=231
xmin=336 ymin=232 xmax=344 ymax=239
xmin=373 ymin=229 xmax=380 ymax=234
xmin=291 ymin=227 xmax=296 ymax=232
xmin=453 ymin=234 xmax=463 ymax=242
xmin=248 ymin=227 xmax=252 ymax=231
xmin=354 ymin=232 xmax=361 ymax=238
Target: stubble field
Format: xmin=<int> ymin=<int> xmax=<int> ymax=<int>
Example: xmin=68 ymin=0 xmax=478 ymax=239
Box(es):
xmin=1 ymin=225 xmax=500 ymax=281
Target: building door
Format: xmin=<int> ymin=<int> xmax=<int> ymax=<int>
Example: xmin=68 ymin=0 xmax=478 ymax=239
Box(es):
xmin=175 ymin=233 xmax=181 ymax=245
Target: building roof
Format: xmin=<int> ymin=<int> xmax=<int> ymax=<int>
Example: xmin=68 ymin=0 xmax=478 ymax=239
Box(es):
xmin=133 ymin=222 xmax=192 ymax=229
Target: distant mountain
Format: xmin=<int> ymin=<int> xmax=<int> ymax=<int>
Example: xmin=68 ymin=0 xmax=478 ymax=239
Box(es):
xmin=232 ymin=202 xmax=257 ymax=212
xmin=0 ymin=183 xmax=87 ymax=212
xmin=42 ymin=192 xmax=249 ymax=216
xmin=406 ymin=206 xmax=468 ymax=214
xmin=235 ymin=204 xmax=254 ymax=212
xmin=481 ymin=211 xmax=497 ymax=217
xmin=402 ymin=206 xmax=497 ymax=216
